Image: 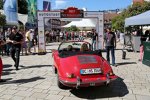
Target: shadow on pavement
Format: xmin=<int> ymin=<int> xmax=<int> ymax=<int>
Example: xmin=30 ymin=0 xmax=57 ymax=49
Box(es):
xmin=2 ymin=71 xmax=16 ymax=76
xmin=115 ymin=49 xmax=124 ymax=51
xmin=101 ymin=49 xmax=123 ymax=52
xmin=0 ymin=76 xmax=45 ymax=85
xmin=70 ymin=77 xmax=128 ymax=99
xmin=117 ymin=62 xmax=137 ymax=66
xmin=46 ymin=51 xmax=52 ymax=54
xmin=2 ymin=64 xmax=16 ymax=76
xmin=20 ymin=65 xmax=52 ymax=69
xmin=3 ymin=64 xmax=12 ymax=68
xmin=122 ymin=58 xmax=131 ymax=60
xmin=3 ymin=69 xmax=14 ymax=71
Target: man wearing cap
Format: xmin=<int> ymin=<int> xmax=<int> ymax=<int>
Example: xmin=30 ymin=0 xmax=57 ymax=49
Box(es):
xmin=7 ymin=26 xmax=23 ymax=70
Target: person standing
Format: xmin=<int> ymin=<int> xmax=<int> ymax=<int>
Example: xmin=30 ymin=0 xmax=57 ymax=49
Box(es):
xmin=32 ymin=31 xmax=38 ymax=54
xmin=59 ymin=31 xmax=63 ymax=41
xmin=7 ymin=26 xmax=23 ymax=70
xmin=45 ymin=30 xmax=49 ymax=44
xmin=5 ymin=28 xmax=12 ymax=56
xmin=103 ymin=28 xmax=117 ymax=66
xmin=19 ymin=29 xmax=28 ymax=55
xmin=139 ymin=30 xmax=150 ymax=61
xmin=25 ymin=29 xmax=33 ymax=54
xmin=91 ymin=29 xmax=98 ymax=51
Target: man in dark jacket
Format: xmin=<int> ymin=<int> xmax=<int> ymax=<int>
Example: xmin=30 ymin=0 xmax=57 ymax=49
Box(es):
xmin=7 ymin=26 xmax=23 ymax=70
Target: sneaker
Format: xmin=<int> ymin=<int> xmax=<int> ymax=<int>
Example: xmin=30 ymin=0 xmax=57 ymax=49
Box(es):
xmin=112 ymin=64 xmax=117 ymax=67
xmin=16 ymin=68 xmax=19 ymax=70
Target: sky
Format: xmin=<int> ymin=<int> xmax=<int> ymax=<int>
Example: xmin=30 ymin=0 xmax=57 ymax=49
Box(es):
xmin=38 ymin=0 xmax=132 ymax=11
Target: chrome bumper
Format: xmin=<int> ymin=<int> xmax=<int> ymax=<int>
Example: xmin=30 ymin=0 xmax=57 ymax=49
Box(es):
xmin=59 ymin=75 xmax=117 ymax=88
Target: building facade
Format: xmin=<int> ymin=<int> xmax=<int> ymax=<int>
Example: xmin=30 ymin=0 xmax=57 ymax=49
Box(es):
xmin=103 ymin=10 xmax=120 ymax=29
xmin=133 ymin=0 xmax=150 ymax=4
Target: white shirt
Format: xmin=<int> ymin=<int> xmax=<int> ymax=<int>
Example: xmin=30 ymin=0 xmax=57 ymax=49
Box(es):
xmin=30 ymin=32 xmax=34 ymax=40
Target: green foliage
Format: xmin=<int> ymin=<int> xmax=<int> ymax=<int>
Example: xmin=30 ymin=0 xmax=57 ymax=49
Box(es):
xmin=65 ymin=26 xmax=80 ymax=32
xmin=0 ymin=14 xmax=6 ymax=26
xmin=0 ymin=0 xmax=2 ymax=9
xmin=0 ymin=0 xmax=27 ymax=14
xmin=112 ymin=1 xmax=150 ymax=31
xmin=112 ymin=15 xmax=124 ymax=32
xmin=18 ymin=0 xmax=28 ymax=14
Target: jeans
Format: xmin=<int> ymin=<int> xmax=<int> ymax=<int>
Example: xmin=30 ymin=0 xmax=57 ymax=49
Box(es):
xmin=6 ymin=44 xmax=11 ymax=55
xmin=10 ymin=47 xmax=21 ymax=69
xmin=106 ymin=46 xmax=115 ymax=65
xmin=92 ymin=40 xmax=96 ymax=51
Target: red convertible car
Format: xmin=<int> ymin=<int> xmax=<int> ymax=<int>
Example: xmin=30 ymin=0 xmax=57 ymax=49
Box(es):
xmin=52 ymin=41 xmax=118 ymax=89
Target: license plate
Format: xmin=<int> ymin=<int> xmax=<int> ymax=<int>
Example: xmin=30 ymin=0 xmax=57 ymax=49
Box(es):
xmin=90 ymin=83 xmax=95 ymax=86
xmin=80 ymin=68 xmax=101 ymax=75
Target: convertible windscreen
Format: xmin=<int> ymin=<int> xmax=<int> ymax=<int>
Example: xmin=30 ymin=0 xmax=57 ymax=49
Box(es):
xmin=59 ymin=50 xmax=102 ymax=58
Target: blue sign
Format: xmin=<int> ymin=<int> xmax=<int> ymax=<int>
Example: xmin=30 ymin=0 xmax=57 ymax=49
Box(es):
xmin=3 ymin=0 xmax=18 ymax=24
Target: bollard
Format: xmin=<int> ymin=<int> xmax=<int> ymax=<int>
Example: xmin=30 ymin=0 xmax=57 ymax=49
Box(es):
xmin=122 ymin=50 xmax=126 ymax=59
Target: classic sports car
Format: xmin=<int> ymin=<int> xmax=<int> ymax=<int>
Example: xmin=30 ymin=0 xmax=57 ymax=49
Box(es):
xmin=52 ymin=41 xmax=118 ymax=89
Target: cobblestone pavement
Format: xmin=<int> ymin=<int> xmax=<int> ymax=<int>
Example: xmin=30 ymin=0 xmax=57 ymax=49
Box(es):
xmin=0 ymin=41 xmax=150 ymax=100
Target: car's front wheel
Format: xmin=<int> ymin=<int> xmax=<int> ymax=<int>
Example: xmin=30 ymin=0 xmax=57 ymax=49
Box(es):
xmin=57 ymin=74 xmax=67 ymax=89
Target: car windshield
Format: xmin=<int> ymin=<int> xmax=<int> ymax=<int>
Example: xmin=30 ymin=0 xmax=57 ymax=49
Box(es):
xmin=58 ymin=41 xmax=91 ymax=51
xmin=58 ymin=41 xmax=102 ymax=58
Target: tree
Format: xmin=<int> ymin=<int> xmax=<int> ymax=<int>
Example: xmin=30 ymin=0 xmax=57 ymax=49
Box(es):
xmin=65 ymin=26 xmax=80 ymax=32
xmin=0 ymin=14 xmax=6 ymax=26
xmin=112 ymin=1 xmax=150 ymax=32
xmin=0 ymin=0 xmax=2 ymax=9
xmin=0 ymin=0 xmax=28 ymax=14
xmin=18 ymin=0 xmax=28 ymax=14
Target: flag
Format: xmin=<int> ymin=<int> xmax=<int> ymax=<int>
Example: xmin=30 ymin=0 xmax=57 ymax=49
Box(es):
xmin=43 ymin=1 xmax=51 ymax=11
xmin=3 ymin=0 xmax=18 ymax=24
xmin=27 ymin=0 xmax=37 ymax=27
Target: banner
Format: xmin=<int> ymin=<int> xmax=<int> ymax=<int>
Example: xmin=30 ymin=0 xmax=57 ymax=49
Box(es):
xmin=38 ymin=26 xmax=46 ymax=54
xmin=3 ymin=0 xmax=18 ymax=24
xmin=61 ymin=7 xmax=84 ymax=18
xmin=27 ymin=0 xmax=37 ymax=28
xmin=43 ymin=1 xmax=51 ymax=11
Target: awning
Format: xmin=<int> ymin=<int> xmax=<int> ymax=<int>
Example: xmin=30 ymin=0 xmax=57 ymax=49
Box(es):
xmin=125 ymin=10 xmax=150 ymax=27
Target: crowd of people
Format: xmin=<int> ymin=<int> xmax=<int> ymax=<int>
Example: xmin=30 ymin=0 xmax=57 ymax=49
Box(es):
xmin=0 ymin=26 xmax=38 ymax=70
xmin=0 ymin=27 xmax=38 ymax=56
xmin=44 ymin=30 xmax=87 ymax=43
xmin=0 ymin=27 xmax=119 ymax=69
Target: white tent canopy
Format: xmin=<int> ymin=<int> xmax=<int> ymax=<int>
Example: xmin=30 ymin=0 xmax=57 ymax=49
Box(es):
xmin=62 ymin=19 xmax=97 ymax=29
xmin=0 ymin=10 xmax=27 ymax=25
xmin=125 ymin=10 xmax=150 ymax=27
